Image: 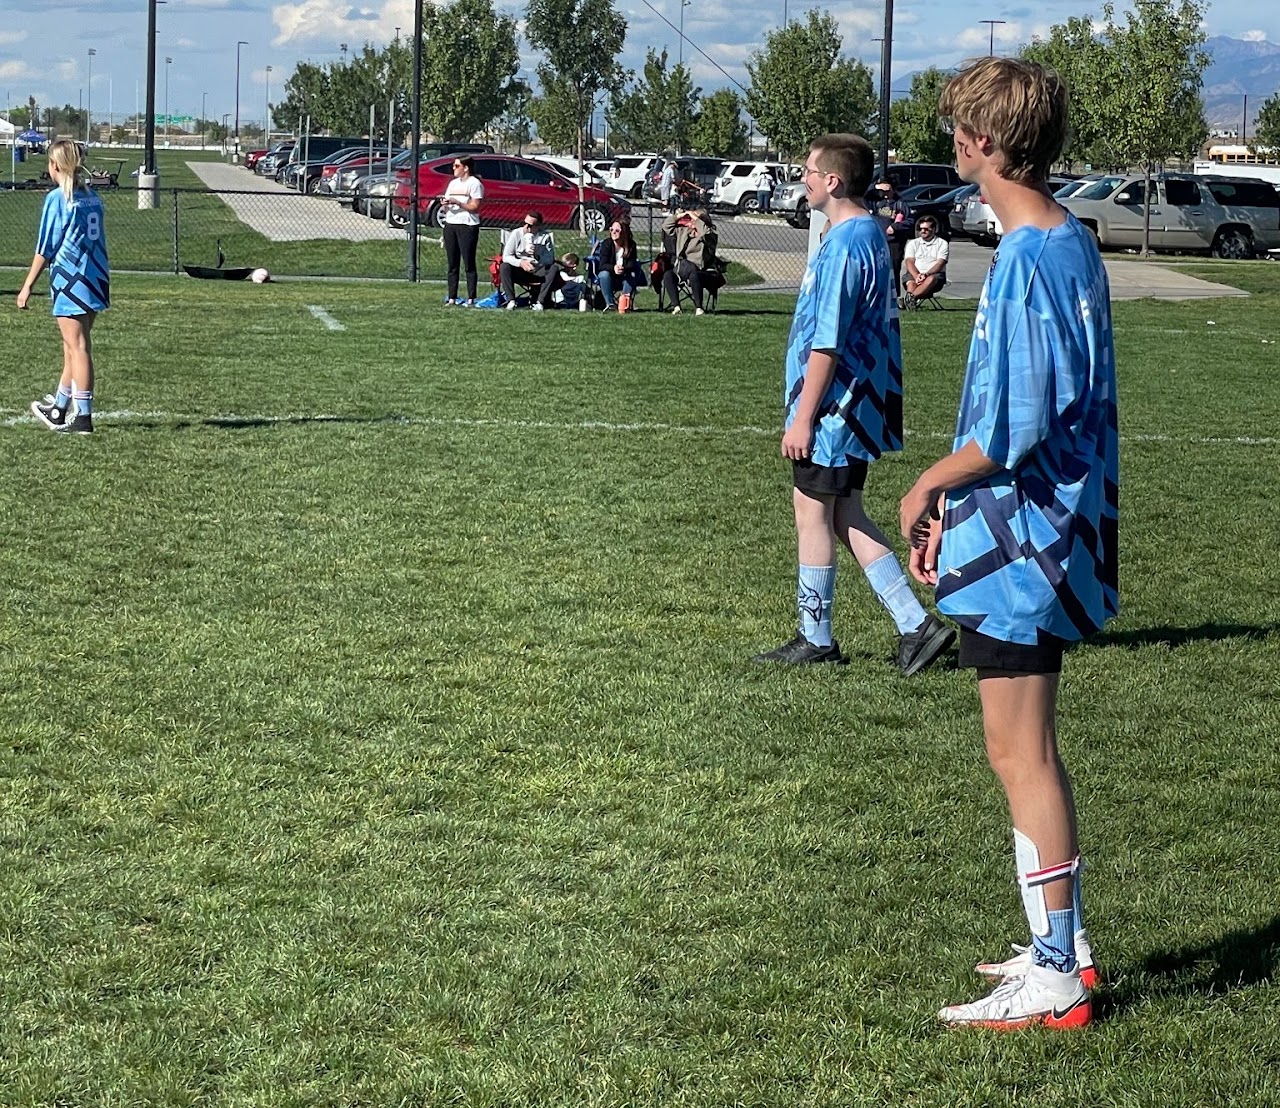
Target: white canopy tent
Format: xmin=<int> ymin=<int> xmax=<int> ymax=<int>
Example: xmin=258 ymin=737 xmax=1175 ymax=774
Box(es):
xmin=0 ymin=116 xmax=16 ymax=142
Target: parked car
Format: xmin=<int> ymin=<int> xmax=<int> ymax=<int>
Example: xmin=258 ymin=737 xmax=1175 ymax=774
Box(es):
xmin=243 ymin=148 xmax=269 ymax=171
xmin=874 ymin=163 xmax=962 ymax=192
xmin=604 ymin=154 xmax=664 ymax=198
xmin=391 ymin=154 xmax=631 ymax=234
xmin=255 ymin=141 xmax=296 ymax=177
xmin=325 ymin=149 xmax=406 ymax=198
xmin=532 ymin=154 xmax=608 ymax=189
xmin=353 ymin=172 xmax=401 ymax=220
xmin=1062 ymin=172 xmax=1280 ymax=257
xmin=640 ymin=156 xmax=725 ymax=205
xmin=960 ymin=190 xmax=1001 ymax=245
xmin=712 ymin=161 xmax=795 ymax=213
xmin=900 ymin=183 xmax=971 ymax=239
xmin=284 ymin=147 xmax=368 ymax=193
xmin=946 ymin=183 xmax=980 ymax=238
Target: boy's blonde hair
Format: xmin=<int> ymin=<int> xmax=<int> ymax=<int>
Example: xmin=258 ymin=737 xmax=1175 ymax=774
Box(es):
xmin=938 ymin=57 xmax=1068 ymax=185
xmin=809 ymin=133 xmax=875 ymax=198
xmin=47 ymin=138 xmax=89 ymax=203
xmin=561 ymin=252 xmax=580 ymax=268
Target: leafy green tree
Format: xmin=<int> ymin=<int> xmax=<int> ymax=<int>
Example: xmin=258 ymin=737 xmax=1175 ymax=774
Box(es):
xmin=608 ymin=48 xmax=699 ymax=153
xmin=1091 ymin=0 xmax=1209 ymax=255
xmin=422 ymin=0 xmax=520 ymax=141
xmin=275 ymin=63 xmax=332 ymax=134
xmin=1021 ymin=17 xmax=1114 ymax=168
xmin=689 ymin=88 xmax=748 ymax=158
xmin=8 ymin=106 xmax=31 ymax=129
xmin=493 ymin=77 xmax=534 ymax=154
xmin=1253 ymin=92 xmax=1280 ymax=150
xmin=745 ymin=11 xmax=877 ymax=161
xmin=529 ymin=73 xmax=583 ymax=153
xmin=888 ymin=67 xmax=954 ymax=165
xmin=525 ymin=0 xmax=627 ymax=211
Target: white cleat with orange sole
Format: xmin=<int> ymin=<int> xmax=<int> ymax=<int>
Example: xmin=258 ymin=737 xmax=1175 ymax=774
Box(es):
xmin=940 ymin=963 xmax=1092 ymax=1030
xmin=975 ymin=930 xmax=1099 ymax=990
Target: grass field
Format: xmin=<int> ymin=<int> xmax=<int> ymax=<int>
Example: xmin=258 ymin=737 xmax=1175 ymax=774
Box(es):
xmin=1 ymin=270 xmax=1278 ymax=1106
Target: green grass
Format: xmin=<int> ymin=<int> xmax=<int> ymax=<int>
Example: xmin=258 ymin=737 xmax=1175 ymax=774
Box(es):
xmin=0 ymin=277 xmax=1278 ymax=1105
xmin=3 ymin=151 xmax=761 ymax=285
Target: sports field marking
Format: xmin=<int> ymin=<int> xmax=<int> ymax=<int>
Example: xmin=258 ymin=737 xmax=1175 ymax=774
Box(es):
xmin=306 ymin=305 xmax=346 ymax=331
xmin=1 ymin=409 xmax=1277 ymax=447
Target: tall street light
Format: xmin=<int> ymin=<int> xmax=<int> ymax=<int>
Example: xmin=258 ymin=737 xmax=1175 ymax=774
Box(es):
xmin=677 ymin=0 xmax=690 ymax=70
xmin=234 ymin=39 xmax=249 ymax=162
xmin=164 ymin=56 xmax=172 ymax=147
xmin=980 ymin=19 xmax=1007 ymax=57
xmin=201 ymin=90 xmax=207 ymax=147
xmin=86 ymin=48 xmax=96 ymax=144
xmin=264 ymin=65 xmax=272 ymax=144
xmin=878 ymin=1 xmax=894 ymax=173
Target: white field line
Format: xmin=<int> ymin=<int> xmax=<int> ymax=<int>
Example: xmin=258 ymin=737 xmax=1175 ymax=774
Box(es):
xmin=306 ymin=305 xmax=346 ymax=331
xmin=0 ymin=409 xmax=1277 ymax=447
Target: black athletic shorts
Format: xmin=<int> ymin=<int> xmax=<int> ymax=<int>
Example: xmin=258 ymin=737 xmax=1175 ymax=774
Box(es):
xmin=793 ymin=458 xmax=868 ymax=497
xmin=958 ymin=627 xmax=1065 ymax=674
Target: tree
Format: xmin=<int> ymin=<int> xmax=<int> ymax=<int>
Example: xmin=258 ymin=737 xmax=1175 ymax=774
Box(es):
xmin=608 ymin=48 xmax=699 ymax=153
xmin=529 ymin=73 xmax=584 ymax=153
xmin=689 ymin=88 xmax=748 ymax=158
xmin=274 ymin=63 xmax=332 ymax=134
xmin=1091 ymin=0 xmax=1209 ymax=255
xmin=745 ymin=11 xmax=877 ymax=161
xmin=1253 ymin=92 xmax=1280 ymax=150
xmin=493 ymin=77 xmax=534 ymax=154
xmin=1021 ymin=17 xmax=1113 ymax=168
xmin=422 ymin=0 xmax=520 ymax=141
xmin=525 ymin=0 xmax=627 ymax=213
xmin=888 ymin=67 xmax=954 ymax=165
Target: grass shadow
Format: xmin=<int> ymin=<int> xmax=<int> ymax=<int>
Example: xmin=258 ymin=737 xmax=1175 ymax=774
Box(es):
xmin=1085 ymin=623 xmax=1280 ymax=650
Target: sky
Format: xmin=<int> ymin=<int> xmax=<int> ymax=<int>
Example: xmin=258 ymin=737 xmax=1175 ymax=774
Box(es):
xmin=0 ymin=0 xmax=1276 ymax=130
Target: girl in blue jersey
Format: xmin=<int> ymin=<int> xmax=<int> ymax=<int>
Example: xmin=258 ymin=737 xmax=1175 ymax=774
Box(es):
xmin=17 ymin=138 xmax=110 ymax=435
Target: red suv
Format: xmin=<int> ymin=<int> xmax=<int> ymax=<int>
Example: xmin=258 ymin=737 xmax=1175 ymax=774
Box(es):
xmin=391 ymin=155 xmax=630 ymax=235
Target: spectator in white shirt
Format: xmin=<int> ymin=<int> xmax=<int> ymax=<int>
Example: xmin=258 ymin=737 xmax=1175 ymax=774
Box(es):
xmin=499 ymin=210 xmax=556 ymax=308
xmin=754 ymin=166 xmax=775 ymax=213
xmin=900 ymin=216 xmax=949 ymax=309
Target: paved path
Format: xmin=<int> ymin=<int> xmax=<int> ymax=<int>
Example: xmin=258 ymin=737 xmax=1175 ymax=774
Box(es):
xmin=187 ymin=160 xmax=404 ymax=242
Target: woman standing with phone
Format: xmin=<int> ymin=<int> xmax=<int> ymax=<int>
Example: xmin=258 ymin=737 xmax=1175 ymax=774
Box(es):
xmin=441 ymin=156 xmax=484 ymax=306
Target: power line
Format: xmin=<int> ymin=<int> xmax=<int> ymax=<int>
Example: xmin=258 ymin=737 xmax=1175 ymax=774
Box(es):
xmin=631 ymin=0 xmax=752 ymax=98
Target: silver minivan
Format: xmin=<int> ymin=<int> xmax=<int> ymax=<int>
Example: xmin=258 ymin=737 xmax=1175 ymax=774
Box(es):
xmin=1062 ymin=173 xmax=1280 ymax=257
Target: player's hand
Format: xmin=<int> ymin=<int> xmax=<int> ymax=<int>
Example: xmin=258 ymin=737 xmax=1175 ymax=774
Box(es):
xmin=16 ymin=287 xmax=31 ymax=310
xmin=908 ymin=518 xmax=942 ymax=585
xmin=781 ymin=423 xmax=812 ymax=460
xmin=899 ymin=480 xmax=940 ymax=543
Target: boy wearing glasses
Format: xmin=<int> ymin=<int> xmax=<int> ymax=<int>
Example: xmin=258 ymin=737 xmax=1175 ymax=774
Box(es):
xmin=755 ymin=133 xmax=953 ymax=675
xmin=899 ymin=58 xmax=1118 ymax=1029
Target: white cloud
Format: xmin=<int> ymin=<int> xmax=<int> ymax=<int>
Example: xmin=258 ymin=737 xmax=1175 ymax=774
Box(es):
xmin=0 ymin=30 xmax=29 ymax=46
xmin=56 ymin=59 xmax=78 ymax=81
xmin=271 ymin=0 xmax=417 ymax=48
xmin=1241 ymin=29 xmax=1267 ymax=42
xmin=0 ymin=59 xmax=40 ymax=81
xmin=953 ymin=21 xmax=1026 ymax=51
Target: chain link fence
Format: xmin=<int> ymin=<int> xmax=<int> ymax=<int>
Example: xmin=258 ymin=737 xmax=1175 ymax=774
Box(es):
xmin=0 ymin=184 xmax=810 ymax=290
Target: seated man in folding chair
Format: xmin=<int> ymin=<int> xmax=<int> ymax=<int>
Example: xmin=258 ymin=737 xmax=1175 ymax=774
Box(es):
xmin=900 ymin=215 xmax=949 ymax=310
xmin=660 ymin=205 xmax=721 ymax=315
xmin=500 ymin=210 xmax=556 ymax=309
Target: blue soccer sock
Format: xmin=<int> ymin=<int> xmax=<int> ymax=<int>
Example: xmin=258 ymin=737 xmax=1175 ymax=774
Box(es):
xmin=1033 ymin=908 xmax=1079 ymax=974
xmin=55 ymin=385 xmax=72 ymax=409
xmin=863 ymin=552 xmax=928 ymax=635
xmin=797 ymin=564 xmax=835 ymax=647
xmin=73 ymin=390 xmax=93 ymax=417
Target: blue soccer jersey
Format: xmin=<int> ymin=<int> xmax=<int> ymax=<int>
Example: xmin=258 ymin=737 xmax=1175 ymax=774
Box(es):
xmin=936 ymin=214 xmax=1119 ymax=644
xmin=784 ymin=215 xmax=903 ymax=467
xmin=36 ymin=187 xmax=110 ymax=317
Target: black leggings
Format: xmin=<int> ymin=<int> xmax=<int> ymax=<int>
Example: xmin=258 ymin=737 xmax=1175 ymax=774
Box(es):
xmin=443 ymin=223 xmax=480 ymax=300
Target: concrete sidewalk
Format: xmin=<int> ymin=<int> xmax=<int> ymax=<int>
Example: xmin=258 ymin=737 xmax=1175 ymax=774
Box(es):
xmin=187 ymin=159 xmax=404 ymax=243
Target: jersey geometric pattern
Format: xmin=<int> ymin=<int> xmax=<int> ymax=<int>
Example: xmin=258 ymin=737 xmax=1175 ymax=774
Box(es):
xmin=37 ymin=188 xmax=110 ymax=317
xmin=784 ymin=215 xmax=904 ymax=467
xmin=937 ymin=215 xmax=1118 ymax=644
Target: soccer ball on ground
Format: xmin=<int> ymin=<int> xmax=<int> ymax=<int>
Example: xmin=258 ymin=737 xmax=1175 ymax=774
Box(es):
xmin=250 ymin=268 xmax=271 ymax=284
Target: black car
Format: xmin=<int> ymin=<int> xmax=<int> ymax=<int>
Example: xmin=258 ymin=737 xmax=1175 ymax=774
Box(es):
xmin=284 ymin=147 xmax=369 ymax=193
xmin=875 ymin=163 xmax=963 ymax=192
xmin=900 ymin=183 xmax=971 ymax=239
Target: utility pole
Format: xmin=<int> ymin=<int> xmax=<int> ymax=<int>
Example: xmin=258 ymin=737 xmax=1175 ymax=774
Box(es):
xmin=234 ymin=40 xmax=248 ymax=162
xmin=265 ymin=65 xmax=272 ymax=145
xmin=86 ymin=48 xmax=96 ymax=144
xmin=877 ymin=1 xmax=894 ymax=173
xmin=980 ymin=19 xmax=1007 ymax=57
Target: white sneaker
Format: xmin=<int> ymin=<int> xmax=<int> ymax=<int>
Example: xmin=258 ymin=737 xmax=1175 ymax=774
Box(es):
xmin=531 ymin=303 xmax=544 ymax=311
xmin=976 ymin=929 xmax=1098 ymax=989
xmin=670 ymin=306 xmax=682 ymax=315
xmin=578 ymin=299 xmax=589 ymax=312
xmin=940 ymin=963 xmax=1091 ymax=1030
xmin=505 ymin=301 xmax=517 ymax=310
xmin=695 ymin=307 xmax=705 ymax=316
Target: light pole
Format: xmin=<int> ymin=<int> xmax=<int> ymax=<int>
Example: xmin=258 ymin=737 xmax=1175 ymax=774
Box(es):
xmin=221 ymin=112 xmax=230 ymax=155
xmin=164 ymin=56 xmax=172 ymax=147
xmin=878 ymin=1 xmax=894 ymax=173
xmin=677 ymin=0 xmax=691 ymax=70
xmin=340 ymin=43 xmax=348 ymax=63
xmin=234 ymin=39 xmax=248 ymax=162
xmin=201 ymin=91 xmax=207 ymax=147
xmin=86 ymin=48 xmax=96 ymax=144
xmin=264 ymin=65 xmax=272 ymax=144
xmin=980 ymin=19 xmax=1007 ymax=57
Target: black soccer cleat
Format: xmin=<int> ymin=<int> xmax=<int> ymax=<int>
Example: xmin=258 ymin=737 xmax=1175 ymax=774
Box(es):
xmin=753 ymin=634 xmax=848 ymax=665
xmin=30 ymin=396 xmax=68 ymax=430
xmin=52 ymin=413 xmax=94 ymax=435
xmin=897 ymin=614 xmax=955 ymax=676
